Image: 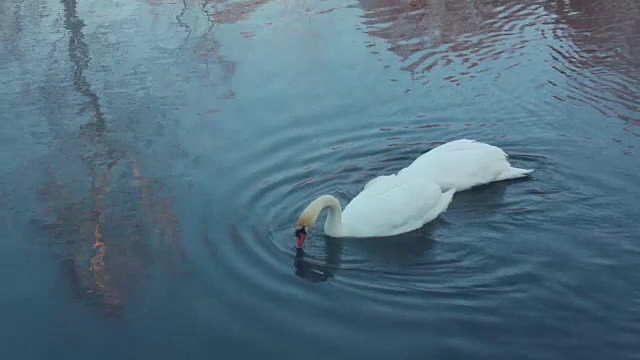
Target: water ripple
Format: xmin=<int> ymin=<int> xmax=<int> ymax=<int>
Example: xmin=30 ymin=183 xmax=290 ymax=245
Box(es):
xmin=358 ymin=1 xmax=554 ymax=85
xmin=357 ymin=0 xmax=639 ymax=129
xmin=545 ymin=1 xmax=640 ymax=126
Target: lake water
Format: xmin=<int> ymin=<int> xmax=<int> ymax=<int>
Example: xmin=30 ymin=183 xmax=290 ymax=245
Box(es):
xmin=1 ymin=0 xmax=639 ymax=359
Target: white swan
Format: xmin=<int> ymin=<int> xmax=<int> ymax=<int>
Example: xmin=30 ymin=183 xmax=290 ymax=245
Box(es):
xmin=295 ymin=174 xmax=455 ymax=248
xmin=294 ymin=139 xmax=533 ymax=249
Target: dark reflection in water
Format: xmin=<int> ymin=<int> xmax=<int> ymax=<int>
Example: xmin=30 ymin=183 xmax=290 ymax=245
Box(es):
xmin=62 ymin=0 xmax=106 ymax=134
xmin=294 ymin=243 xmax=341 ymax=283
xmin=25 ymin=0 xmax=190 ymax=316
xmin=294 ymin=216 xmax=448 ymax=283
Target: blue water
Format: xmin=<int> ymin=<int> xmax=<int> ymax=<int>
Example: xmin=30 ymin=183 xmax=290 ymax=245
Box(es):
xmin=1 ymin=0 xmax=639 ymax=359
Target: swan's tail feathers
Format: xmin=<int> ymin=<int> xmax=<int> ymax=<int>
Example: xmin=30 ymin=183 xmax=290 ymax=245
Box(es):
xmin=496 ymin=167 xmax=533 ymax=181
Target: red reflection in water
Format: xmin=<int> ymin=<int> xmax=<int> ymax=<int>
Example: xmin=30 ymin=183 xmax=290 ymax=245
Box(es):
xmin=35 ymin=152 xmax=188 ymax=316
xmin=544 ymin=0 xmax=640 ymax=125
xmin=357 ymin=0 xmax=548 ymax=84
xmin=204 ymin=0 xmax=274 ymax=24
xmin=356 ymin=0 xmax=639 ymax=125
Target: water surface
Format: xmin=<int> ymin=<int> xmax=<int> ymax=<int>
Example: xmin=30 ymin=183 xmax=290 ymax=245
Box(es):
xmin=1 ymin=0 xmax=639 ymax=359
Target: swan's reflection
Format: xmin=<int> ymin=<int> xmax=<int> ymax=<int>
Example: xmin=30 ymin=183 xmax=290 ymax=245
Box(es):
xmin=294 ymin=238 xmax=342 ymax=283
xmin=293 ymin=227 xmax=438 ymax=283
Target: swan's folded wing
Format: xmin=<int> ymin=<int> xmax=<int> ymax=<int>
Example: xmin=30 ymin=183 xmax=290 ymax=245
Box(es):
xmin=342 ymin=175 xmax=447 ymax=237
xmin=363 ymin=174 xmax=394 ymax=189
xmin=424 ymin=139 xmax=507 ymax=157
xmin=399 ymin=145 xmax=511 ymax=191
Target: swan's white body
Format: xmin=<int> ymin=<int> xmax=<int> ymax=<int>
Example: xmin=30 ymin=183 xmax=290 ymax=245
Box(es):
xmin=295 ymin=139 xmax=533 ymax=245
xmin=396 ymin=139 xmax=532 ymax=191
xmin=299 ymin=177 xmax=454 ymax=239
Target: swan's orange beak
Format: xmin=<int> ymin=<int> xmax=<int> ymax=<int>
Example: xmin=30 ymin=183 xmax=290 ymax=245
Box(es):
xmin=295 ymin=227 xmax=307 ymax=249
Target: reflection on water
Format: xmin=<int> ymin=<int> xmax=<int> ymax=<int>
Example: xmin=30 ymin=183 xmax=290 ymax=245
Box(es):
xmin=203 ymin=0 xmax=275 ymax=24
xmin=294 ymin=242 xmax=341 ymax=283
xmin=358 ymin=0 xmax=547 ymax=84
xmin=26 ymin=0 xmax=190 ymax=315
xmin=358 ymin=0 xmax=639 ymax=125
xmin=293 ymin=217 xmax=446 ymax=283
xmin=544 ymin=0 xmax=639 ymax=125
xmin=191 ymin=15 xmax=237 ymax=114
xmin=547 ymin=0 xmax=640 ymax=72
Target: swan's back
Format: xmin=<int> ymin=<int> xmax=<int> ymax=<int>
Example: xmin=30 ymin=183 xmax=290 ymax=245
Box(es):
xmin=424 ymin=139 xmax=504 ymax=156
xmin=343 ymin=174 xmax=453 ymax=237
xmin=398 ymin=139 xmax=531 ymax=191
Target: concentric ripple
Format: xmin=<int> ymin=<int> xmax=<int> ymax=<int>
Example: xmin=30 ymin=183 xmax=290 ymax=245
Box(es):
xmin=177 ymin=1 xmax=640 ymax=358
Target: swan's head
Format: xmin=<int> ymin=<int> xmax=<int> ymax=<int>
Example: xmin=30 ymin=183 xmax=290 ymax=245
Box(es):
xmin=295 ymin=195 xmax=341 ymax=249
xmin=295 ymin=214 xmax=316 ymax=249
xmin=294 ymin=200 xmax=324 ymax=249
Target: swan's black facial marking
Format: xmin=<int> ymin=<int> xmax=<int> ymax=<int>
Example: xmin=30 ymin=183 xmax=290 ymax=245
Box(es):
xmin=295 ymin=227 xmax=307 ymax=249
xmin=294 ymin=227 xmax=307 ymax=238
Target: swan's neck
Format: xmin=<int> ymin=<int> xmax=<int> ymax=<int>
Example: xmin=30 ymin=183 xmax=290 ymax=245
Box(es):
xmin=322 ymin=196 xmax=344 ymax=237
xmin=305 ymin=195 xmax=345 ymax=237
